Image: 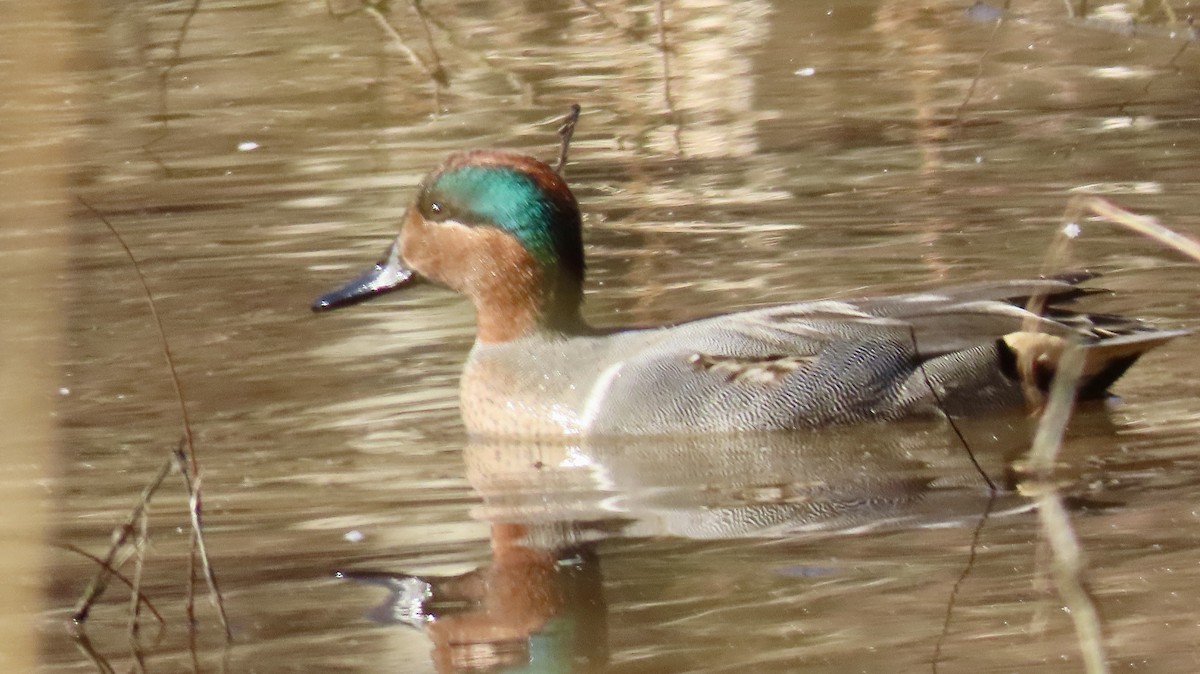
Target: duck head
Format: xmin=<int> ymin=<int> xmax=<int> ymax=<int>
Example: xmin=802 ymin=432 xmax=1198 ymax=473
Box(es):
xmin=314 ymin=150 xmax=586 ymax=342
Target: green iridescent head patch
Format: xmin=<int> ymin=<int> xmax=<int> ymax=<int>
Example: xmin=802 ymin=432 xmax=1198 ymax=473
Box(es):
xmin=419 ymin=163 xmax=583 ymax=278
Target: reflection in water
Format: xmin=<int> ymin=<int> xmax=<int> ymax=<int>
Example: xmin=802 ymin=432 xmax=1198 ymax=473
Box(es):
xmin=344 ymin=419 xmax=1049 ymax=672
xmin=346 ymin=532 xmax=607 ymax=673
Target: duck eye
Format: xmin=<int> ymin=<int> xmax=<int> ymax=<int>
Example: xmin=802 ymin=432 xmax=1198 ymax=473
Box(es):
xmin=430 ymin=202 xmax=442 ymax=214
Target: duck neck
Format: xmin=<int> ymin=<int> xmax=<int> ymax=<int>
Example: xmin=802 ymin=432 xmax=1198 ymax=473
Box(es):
xmin=472 ymin=264 xmax=586 ymax=344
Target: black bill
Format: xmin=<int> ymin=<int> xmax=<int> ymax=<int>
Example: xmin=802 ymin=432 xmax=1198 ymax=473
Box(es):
xmin=312 ymin=241 xmax=419 ymax=312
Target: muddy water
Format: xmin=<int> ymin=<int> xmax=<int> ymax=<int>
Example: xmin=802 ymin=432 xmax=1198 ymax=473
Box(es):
xmin=27 ymin=0 xmax=1200 ymax=672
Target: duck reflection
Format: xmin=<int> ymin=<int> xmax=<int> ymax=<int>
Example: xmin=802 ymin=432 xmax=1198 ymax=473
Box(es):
xmin=342 ymin=526 xmax=606 ymax=673
xmin=343 ymin=415 xmax=1065 ymax=673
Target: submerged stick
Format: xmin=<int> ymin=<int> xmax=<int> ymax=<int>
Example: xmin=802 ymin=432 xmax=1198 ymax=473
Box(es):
xmin=141 ymin=0 xmax=202 ymax=179
xmin=931 ymin=493 xmax=996 ymax=672
xmin=555 ymin=104 xmax=582 ymax=176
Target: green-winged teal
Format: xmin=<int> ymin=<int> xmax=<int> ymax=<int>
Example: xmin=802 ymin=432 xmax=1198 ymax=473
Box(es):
xmin=315 ymin=150 xmax=1182 ymax=438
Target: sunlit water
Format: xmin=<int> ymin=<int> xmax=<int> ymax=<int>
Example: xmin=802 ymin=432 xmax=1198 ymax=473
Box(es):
xmin=29 ymin=0 xmax=1200 ymax=672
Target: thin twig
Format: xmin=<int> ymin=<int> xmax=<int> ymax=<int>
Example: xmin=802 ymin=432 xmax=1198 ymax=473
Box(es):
xmin=130 ymin=509 xmax=153 ymax=674
xmin=362 ymin=2 xmax=446 ymax=85
xmin=1117 ymin=16 xmax=1195 ymax=116
xmin=1037 ymin=491 xmax=1111 ymax=674
xmin=907 ymin=326 xmax=997 ymax=491
xmin=1023 ymin=343 xmax=1110 ymax=673
xmin=555 ymin=104 xmax=582 ymax=176
xmin=409 ymin=0 xmax=449 ymax=85
xmin=70 ymin=629 xmax=117 ymax=674
xmin=369 ymin=0 xmax=531 ymax=101
xmin=79 ymin=199 xmax=230 ymax=640
xmin=174 ymin=447 xmax=232 ymax=638
xmin=79 ymin=197 xmax=205 ymax=630
xmin=76 ymin=199 xmax=197 ymax=472
xmin=655 ymin=0 xmax=683 ymax=156
xmin=129 ymin=507 xmax=150 ymax=640
xmin=954 ymin=13 xmax=1006 ymax=128
xmin=129 ymin=623 xmax=149 ymax=674
xmin=1011 ymin=191 xmax=1200 ymax=674
xmin=71 ymin=453 xmax=174 ymax=624
xmin=142 ymin=0 xmax=203 ymax=176
xmin=58 ymin=544 xmax=166 ymax=625
xmin=932 ymin=492 xmax=996 ymax=673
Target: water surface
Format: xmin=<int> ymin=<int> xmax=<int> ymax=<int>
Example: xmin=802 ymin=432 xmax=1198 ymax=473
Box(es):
xmin=31 ymin=1 xmax=1200 ymax=672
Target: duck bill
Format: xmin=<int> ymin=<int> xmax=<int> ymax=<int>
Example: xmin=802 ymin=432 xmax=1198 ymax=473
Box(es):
xmin=312 ymin=240 xmax=419 ymax=312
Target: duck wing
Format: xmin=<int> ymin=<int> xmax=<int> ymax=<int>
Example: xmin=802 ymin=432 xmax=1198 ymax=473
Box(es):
xmin=587 ymin=278 xmax=1182 ymax=433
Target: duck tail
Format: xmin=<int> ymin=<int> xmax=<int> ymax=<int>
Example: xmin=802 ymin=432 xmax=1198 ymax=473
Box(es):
xmin=1075 ymin=330 xmax=1188 ymax=399
xmin=1000 ymin=328 xmax=1187 ymax=400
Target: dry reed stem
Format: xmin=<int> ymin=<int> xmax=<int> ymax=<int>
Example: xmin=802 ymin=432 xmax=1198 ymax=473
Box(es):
xmin=1022 ymin=195 xmax=1200 ymax=674
xmin=408 ymin=0 xmax=448 ymax=84
xmin=60 ymin=544 xmax=165 ymax=626
xmin=71 ymin=453 xmax=174 ymax=625
xmin=71 ymin=629 xmax=116 ymax=674
xmin=129 ymin=508 xmax=149 ymax=640
xmin=361 ymin=3 xmax=446 ymax=85
xmin=1026 ymin=347 xmax=1107 ymax=674
xmin=1028 ymin=345 xmax=1085 ymax=472
xmin=77 ymin=198 xmax=230 ymax=639
xmin=655 ymin=0 xmax=683 ymax=156
xmin=1037 ymin=490 xmax=1109 ymax=674
xmin=555 ymin=104 xmax=582 ymax=176
xmin=174 ymin=448 xmax=231 ymax=637
xmin=1025 ymin=308 xmax=1106 ymax=674
xmin=955 ymin=6 xmax=1007 ymax=127
xmin=1065 ymin=196 xmax=1200 ymax=263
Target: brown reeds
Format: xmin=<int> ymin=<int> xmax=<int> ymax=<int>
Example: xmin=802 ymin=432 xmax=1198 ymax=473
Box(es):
xmin=326 ymin=0 xmax=448 ymax=113
xmin=555 ymin=104 xmax=583 ymax=176
xmin=71 ymin=199 xmax=230 ymax=644
xmin=1020 ymin=196 xmax=1199 ymax=674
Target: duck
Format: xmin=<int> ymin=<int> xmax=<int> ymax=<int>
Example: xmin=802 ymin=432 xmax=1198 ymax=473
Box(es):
xmin=313 ymin=150 xmax=1183 ymax=438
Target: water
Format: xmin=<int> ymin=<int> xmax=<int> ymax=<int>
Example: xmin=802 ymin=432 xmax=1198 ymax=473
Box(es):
xmin=22 ymin=0 xmax=1200 ymax=671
